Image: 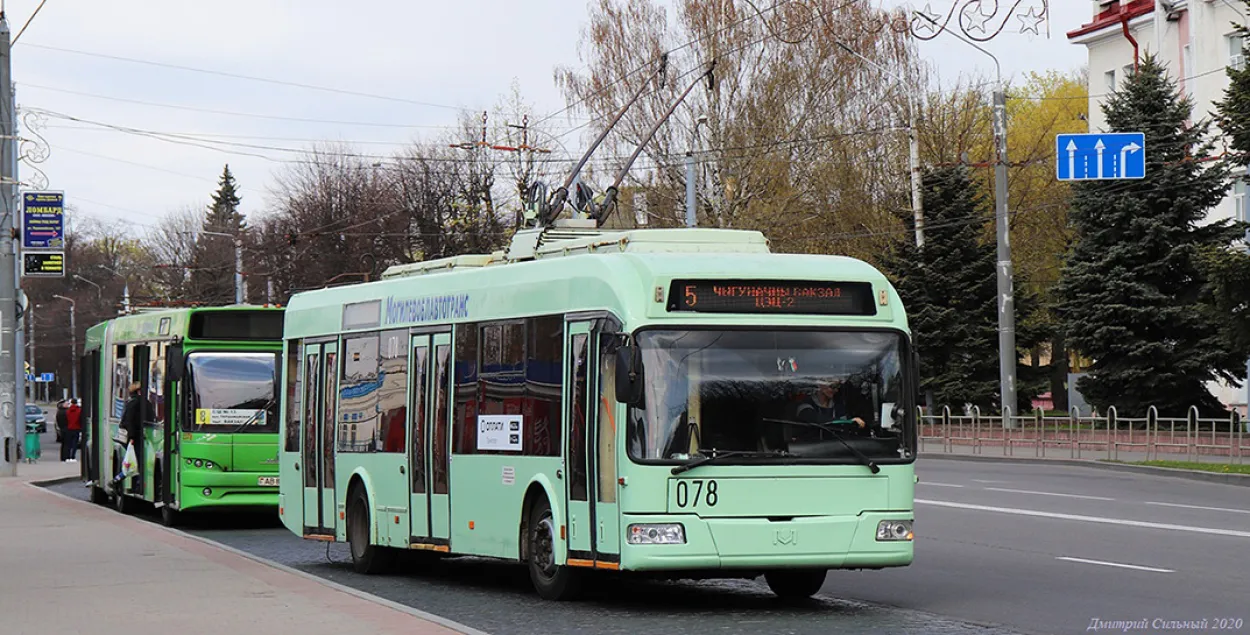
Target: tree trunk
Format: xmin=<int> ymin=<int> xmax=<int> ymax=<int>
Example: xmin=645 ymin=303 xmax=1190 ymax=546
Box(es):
xmin=1049 ymin=333 xmax=1069 ymax=412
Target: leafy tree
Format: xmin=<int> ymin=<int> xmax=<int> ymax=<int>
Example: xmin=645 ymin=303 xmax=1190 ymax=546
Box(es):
xmin=1058 ymin=55 xmax=1244 ymax=417
xmin=884 ymin=166 xmax=1000 ymax=412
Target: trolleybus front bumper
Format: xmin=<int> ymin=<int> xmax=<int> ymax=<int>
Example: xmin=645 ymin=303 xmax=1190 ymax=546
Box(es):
xmin=179 ymin=470 xmax=279 ymax=511
xmin=618 ymin=510 xmax=913 ymax=571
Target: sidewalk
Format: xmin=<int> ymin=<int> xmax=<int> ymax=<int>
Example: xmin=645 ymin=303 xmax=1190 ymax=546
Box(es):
xmin=0 ymin=463 xmax=474 ymax=635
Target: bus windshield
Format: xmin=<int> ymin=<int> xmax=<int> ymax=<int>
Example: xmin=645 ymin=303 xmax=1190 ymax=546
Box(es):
xmin=184 ymin=351 xmax=279 ymax=433
xmin=627 ymin=329 xmax=913 ymax=463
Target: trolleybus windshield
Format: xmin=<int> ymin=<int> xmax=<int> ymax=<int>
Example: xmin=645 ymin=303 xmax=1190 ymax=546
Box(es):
xmin=626 ymin=330 xmax=912 ymax=463
xmin=184 ymin=351 xmax=279 ymax=432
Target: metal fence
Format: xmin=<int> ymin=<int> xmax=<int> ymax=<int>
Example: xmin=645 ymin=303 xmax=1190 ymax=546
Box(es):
xmin=918 ymin=405 xmax=1249 ymax=464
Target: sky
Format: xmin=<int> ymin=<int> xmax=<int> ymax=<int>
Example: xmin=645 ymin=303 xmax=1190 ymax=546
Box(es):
xmin=7 ymin=0 xmax=1093 ymax=232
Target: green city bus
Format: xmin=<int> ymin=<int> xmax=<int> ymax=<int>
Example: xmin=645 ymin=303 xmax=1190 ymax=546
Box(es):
xmin=81 ymin=306 xmax=285 ymax=525
xmin=277 ymin=224 xmax=916 ymax=600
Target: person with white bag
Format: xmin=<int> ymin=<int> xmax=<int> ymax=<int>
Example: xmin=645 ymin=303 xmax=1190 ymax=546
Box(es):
xmin=113 ymin=382 xmax=145 ymax=492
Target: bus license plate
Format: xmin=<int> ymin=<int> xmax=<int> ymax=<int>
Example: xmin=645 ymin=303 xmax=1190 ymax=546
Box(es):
xmin=258 ymin=476 xmax=279 ymax=486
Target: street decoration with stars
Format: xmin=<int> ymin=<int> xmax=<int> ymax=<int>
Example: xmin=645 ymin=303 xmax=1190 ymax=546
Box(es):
xmin=910 ymin=0 xmax=1048 ymax=41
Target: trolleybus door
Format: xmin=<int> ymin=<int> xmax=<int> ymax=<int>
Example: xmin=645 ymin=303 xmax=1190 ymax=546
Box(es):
xmin=591 ymin=329 xmax=621 ymax=560
xmin=429 ymin=333 xmax=453 ymax=543
xmin=408 ymin=334 xmax=432 ymax=543
xmin=302 ymin=341 xmax=339 ymax=536
xmin=564 ymin=322 xmax=594 ymax=560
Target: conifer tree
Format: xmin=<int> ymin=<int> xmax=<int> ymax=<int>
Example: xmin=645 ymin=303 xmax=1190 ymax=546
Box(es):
xmin=884 ymin=166 xmax=1000 ymax=411
xmin=1058 ymin=55 xmax=1243 ymax=416
xmin=190 ymin=165 xmax=246 ymax=304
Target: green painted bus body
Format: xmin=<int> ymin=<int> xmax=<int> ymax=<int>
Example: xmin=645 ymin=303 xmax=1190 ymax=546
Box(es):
xmin=81 ymin=307 xmax=284 ymax=513
xmin=278 ymin=228 xmax=915 ymax=577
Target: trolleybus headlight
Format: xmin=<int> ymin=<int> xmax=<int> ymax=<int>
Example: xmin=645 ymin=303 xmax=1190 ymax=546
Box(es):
xmin=203 ymin=488 xmax=212 ymax=497
xmin=194 ymin=459 xmax=203 ymax=468
xmin=876 ymin=520 xmax=914 ymax=541
xmin=205 ymin=461 xmax=214 ymax=469
xmin=627 ymin=523 xmax=686 ymax=545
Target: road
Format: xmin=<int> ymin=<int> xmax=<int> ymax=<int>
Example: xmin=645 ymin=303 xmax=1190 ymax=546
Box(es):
xmin=45 ymin=458 xmax=1250 ymax=635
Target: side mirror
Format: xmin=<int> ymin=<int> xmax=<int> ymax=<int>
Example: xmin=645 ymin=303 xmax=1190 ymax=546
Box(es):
xmin=166 ymin=344 xmax=185 ymax=382
xmin=614 ymin=345 xmax=644 ymax=406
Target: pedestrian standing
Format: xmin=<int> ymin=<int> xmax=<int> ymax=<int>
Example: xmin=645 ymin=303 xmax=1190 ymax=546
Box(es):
xmin=66 ymin=400 xmax=82 ymax=462
xmin=55 ymin=400 xmax=69 ymax=461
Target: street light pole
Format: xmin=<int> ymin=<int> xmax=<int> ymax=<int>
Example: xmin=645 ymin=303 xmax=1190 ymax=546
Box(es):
xmin=835 ymin=41 xmax=924 ymax=248
xmin=96 ymin=264 xmax=130 ymax=314
xmin=53 ymin=295 xmax=76 ymax=400
xmin=917 ymin=17 xmax=1017 ymax=423
xmin=73 ymin=274 xmax=102 ymax=299
xmin=199 ymin=230 xmax=244 ymax=304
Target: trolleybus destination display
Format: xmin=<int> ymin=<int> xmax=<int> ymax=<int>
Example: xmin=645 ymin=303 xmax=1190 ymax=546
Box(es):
xmin=667 ymin=280 xmax=876 ymax=315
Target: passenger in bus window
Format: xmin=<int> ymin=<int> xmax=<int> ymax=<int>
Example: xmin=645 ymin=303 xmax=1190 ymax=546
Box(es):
xmin=796 ymin=378 xmax=866 ymax=429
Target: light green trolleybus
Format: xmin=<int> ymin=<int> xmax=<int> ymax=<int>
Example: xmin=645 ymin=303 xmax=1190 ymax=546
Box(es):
xmin=277 ymin=223 xmax=916 ymax=600
xmin=81 ymin=306 xmax=285 ymax=525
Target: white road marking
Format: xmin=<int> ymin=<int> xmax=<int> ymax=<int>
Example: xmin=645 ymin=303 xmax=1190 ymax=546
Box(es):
xmin=1145 ymin=501 xmax=1250 ymax=515
xmin=919 ymin=482 xmax=965 ymax=488
xmin=915 ymin=499 xmax=1250 ymax=539
xmin=971 ymin=479 xmax=1008 ymax=484
xmin=984 ymin=487 xmax=1114 ymax=501
xmin=1055 ymin=557 xmax=1173 ymax=573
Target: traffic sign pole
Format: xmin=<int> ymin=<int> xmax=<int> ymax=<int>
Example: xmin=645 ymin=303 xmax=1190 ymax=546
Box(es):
xmin=993 ymin=88 xmax=1018 ymax=426
xmin=1 ymin=16 xmax=20 ymax=476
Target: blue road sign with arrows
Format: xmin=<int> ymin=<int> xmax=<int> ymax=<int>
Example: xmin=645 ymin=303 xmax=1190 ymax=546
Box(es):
xmin=1056 ymin=133 xmax=1145 ymax=181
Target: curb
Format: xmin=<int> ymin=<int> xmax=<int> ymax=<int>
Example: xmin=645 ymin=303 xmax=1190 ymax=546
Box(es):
xmin=919 ymin=453 xmax=1250 ymax=487
xmin=28 ymin=481 xmax=490 ymax=635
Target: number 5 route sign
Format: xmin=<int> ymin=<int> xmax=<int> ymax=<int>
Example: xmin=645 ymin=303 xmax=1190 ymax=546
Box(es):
xmin=1056 ymin=133 xmax=1145 ymax=181
xmin=22 ymin=191 xmax=66 ymax=249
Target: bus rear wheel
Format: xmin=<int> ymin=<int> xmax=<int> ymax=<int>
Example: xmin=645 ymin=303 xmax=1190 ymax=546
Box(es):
xmin=764 ymin=569 xmax=827 ymax=601
xmin=347 ymin=485 xmax=393 ymax=574
xmin=526 ymin=499 xmax=581 ymax=601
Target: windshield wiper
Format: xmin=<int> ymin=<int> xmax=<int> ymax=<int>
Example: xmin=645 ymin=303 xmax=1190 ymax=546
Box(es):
xmin=761 ymin=418 xmax=881 ymax=474
xmin=671 ymin=448 xmax=788 ymax=475
xmin=228 ymin=398 xmax=276 ymax=434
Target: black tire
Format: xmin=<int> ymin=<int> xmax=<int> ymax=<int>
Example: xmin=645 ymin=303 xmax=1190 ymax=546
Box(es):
xmin=155 ymin=467 xmax=178 ymax=527
xmin=526 ymin=498 xmax=582 ymax=601
xmin=347 ymin=485 xmax=394 ymax=574
xmin=764 ymin=569 xmax=827 ymax=601
xmin=114 ymin=489 xmax=135 ymax=515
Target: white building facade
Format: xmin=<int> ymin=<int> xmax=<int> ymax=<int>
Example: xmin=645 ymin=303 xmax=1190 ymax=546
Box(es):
xmin=1070 ymin=0 xmax=1250 ymax=416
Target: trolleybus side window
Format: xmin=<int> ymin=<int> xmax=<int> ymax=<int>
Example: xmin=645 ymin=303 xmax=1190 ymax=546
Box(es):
xmin=410 ymin=345 xmax=429 ymax=494
xmin=285 ymin=343 xmax=302 ymax=453
xmin=323 ymin=351 xmax=338 ymax=485
xmin=569 ymin=334 xmax=589 ymax=502
xmin=111 ymin=345 xmax=128 ymax=421
xmin=432 ymin=345 xmax=451 ymax=495
xmin=378 ymin=330 xmax=407 ymax=454
xmin=597 ymin=334 xmax=618 ymax=504
xmin=526 ymin=316 xmax=563 ymax=457
xmin=148 ymin=343 xmax=166 ymax=424
xmin=339 ymin=334 xmax=380 ymax=453
xmin=303 ymin=352 xmax=320 ymax=488
xmin=453 ymin=325 xmax=479 ymax=454
xmin=477 ymin=321 xmax=525 ymax=454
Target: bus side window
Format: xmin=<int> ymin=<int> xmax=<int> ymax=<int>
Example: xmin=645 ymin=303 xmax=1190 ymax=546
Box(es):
xmin=285 ymin=342 xmax=302 ymax=453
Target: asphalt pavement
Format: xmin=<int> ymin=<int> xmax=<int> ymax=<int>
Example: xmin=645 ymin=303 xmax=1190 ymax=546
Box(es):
xmin=44 ymin=457 xmax=1250 ymax=635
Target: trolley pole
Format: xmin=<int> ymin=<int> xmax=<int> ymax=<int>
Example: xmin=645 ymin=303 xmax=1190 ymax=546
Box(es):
xmin=1 ymin=15 xmax=20 ymax=476
xmin=993 ymin=87 xmax=1018 ymax=424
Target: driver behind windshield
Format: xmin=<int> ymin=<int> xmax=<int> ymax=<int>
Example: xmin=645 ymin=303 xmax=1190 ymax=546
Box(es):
xmin=795 ymin=377 xmax=866 ymax=430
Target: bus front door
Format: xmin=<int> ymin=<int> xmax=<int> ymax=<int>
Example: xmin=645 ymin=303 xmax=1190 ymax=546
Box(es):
xmin=302 ymin=342 xmax=338 ymax=537
xmin=407 ymin=334 xmax=431 ymax=544
xmin=564 ymin=322 xmax=594 ymax=562
xmin=428 ymin=333 xmax=453 ymax=545
xmin=591 ymin=329 xmax=621 ymax=562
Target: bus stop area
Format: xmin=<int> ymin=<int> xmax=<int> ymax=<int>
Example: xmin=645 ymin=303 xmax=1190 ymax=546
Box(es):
xmin=0 ymin=461 xmax=467 ymax=635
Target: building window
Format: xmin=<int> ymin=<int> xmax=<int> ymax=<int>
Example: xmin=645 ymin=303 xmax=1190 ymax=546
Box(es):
xmin=1230 ymin=33 xmax=1246 ymax=70
xmin=1105 ymin=69 xmax=1116 ymax=92
xmin=1235 ymin=178 xmax=1247 ymax=223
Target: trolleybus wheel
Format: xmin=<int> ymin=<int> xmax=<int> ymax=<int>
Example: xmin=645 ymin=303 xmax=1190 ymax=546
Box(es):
xmin=526 ymin=499 xmax=581 ymax=601
xmin=764 ymin=569 xmax=827 ymax=601
xmin=347 ymin=485 xmax=393 ymax=574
